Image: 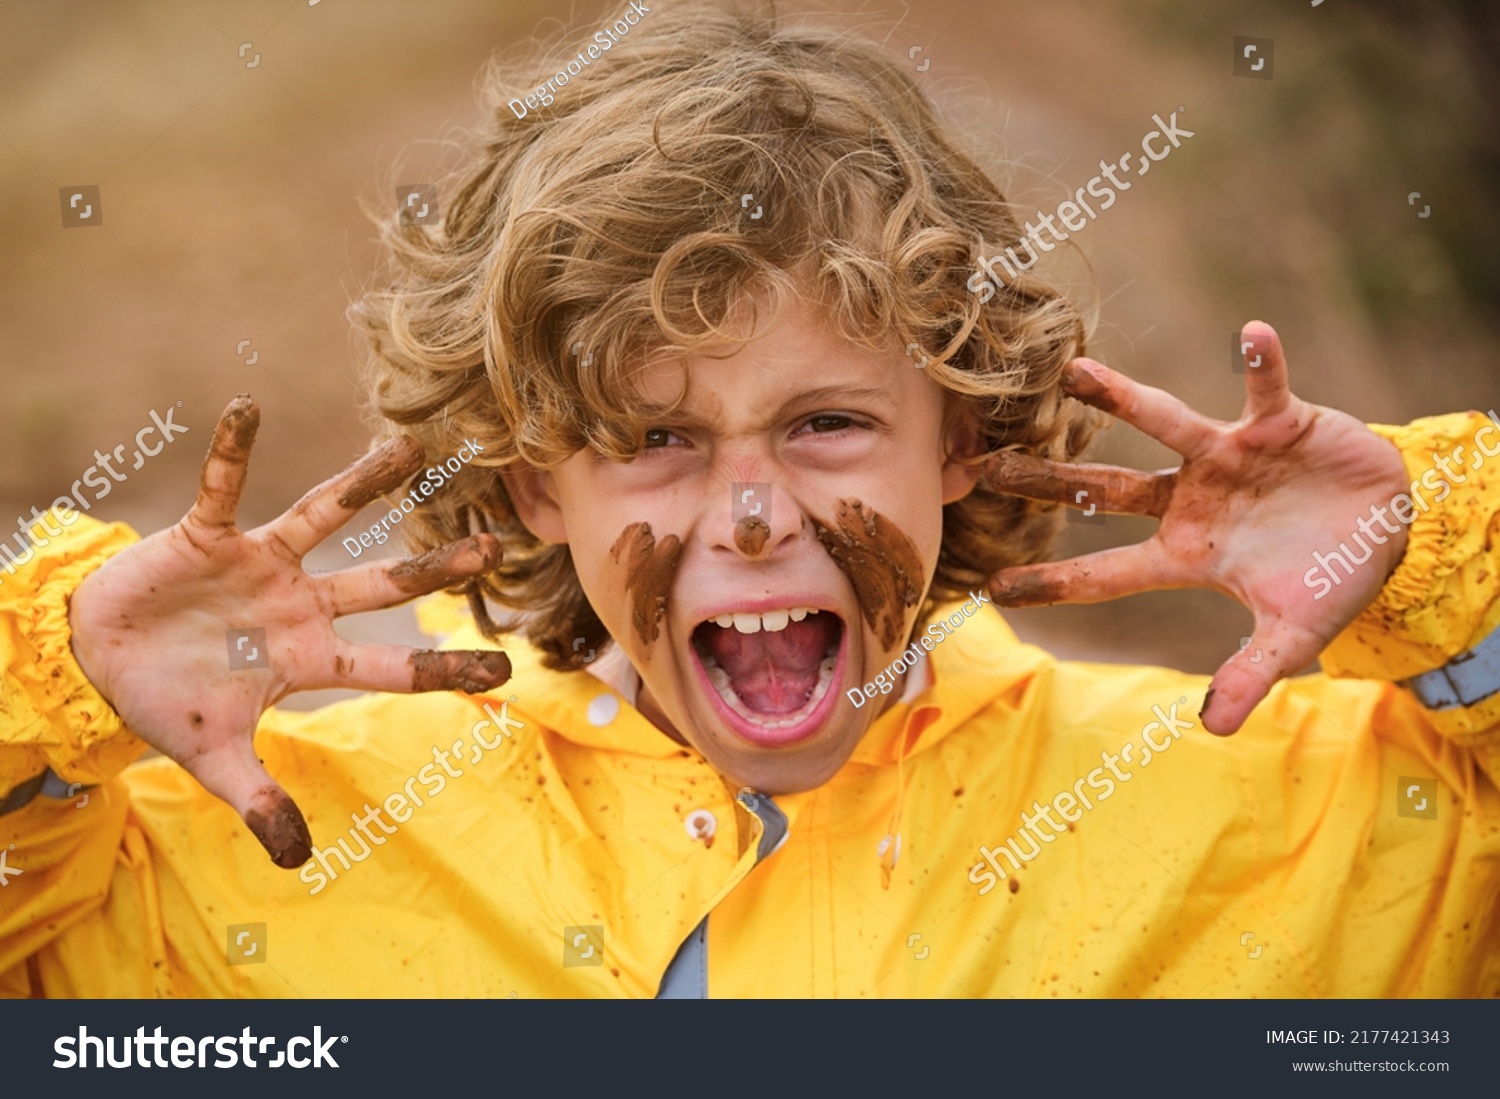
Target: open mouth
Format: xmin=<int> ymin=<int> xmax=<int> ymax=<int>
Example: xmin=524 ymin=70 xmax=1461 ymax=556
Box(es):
xmin=689 ymin=605 xmax=847 ymax=746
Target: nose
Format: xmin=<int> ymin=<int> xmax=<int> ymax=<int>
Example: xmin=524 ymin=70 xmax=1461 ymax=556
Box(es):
xmin=722 ymin=480 xmax=801 ymax=560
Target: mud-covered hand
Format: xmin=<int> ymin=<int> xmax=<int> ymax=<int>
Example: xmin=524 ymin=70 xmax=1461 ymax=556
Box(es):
xmin=67 ymin=396 xmax=510 ymax=867
xmin=984 ymin=321 xmax=1410 ymax=735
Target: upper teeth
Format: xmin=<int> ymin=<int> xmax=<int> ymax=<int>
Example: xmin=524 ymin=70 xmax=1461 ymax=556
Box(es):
xmin=710 ymin=607 xmax=820 ymax=634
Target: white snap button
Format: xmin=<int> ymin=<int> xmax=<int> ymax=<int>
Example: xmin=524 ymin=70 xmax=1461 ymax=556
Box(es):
xmin=685 ymin=809 xmax=717 ymax=842
xmin=586 ymin=693 xmax=620 ymax=726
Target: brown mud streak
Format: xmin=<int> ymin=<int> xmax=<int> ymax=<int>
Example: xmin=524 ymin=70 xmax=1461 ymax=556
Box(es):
xmin=734 ymin=515 xmax=770 ymax=555
xmin=411 ymin=649 xmax=512 ymax=693
xmin=338 ymin=437 xmax=425 ymax=511
xmin=389 ymin=536 xmax=500 ymax=595
xmin=609 ymin=522 xmax=684 ymax=647
xmin=810 ymin=499 xmax=924 ymax=650
xmin=244 ymin=787 xmax=312 ymax=869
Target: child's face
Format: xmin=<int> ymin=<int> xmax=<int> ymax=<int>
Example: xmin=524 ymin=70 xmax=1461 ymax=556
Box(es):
xmin=512 ymin=298 xmax=981 ymax=793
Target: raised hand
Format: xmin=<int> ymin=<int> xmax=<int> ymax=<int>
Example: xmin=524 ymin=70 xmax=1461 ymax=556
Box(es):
xmin=985 ymin=321 xmax=1410 ymax=735
xmin=67 ymin=396 xmax=510 ymax=867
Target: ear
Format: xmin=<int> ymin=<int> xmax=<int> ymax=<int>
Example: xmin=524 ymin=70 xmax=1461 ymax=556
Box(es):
xmin=499 ymin=466 xmax=569 ymax=544
xmin=939 ymin=402 xmax=986 ymax=505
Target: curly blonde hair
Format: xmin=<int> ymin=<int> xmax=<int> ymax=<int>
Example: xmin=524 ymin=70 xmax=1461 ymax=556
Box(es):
xmin=351 ymin=1 xmax=1098 ymax=672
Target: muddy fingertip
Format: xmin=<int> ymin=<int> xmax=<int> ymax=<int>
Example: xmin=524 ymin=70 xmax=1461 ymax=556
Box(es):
xmin=210 ymin=395 xmax=261 ymax=454
xmin=388 ymin=535 xmax=503 ymax=594
xmin=1199 ymin=686 xmax=1239 ymax=736
xmin=338 ymin=436 xmax=427 ymax=511
xmin=411 ymin=648 xmax=512 ymax=693
xmin=1059 ymin=360 xmax=1117 ymax=412
xmin=988 ymin=570 xmax=1061 ymax=608
xmin=244 ymin=786 xmax=312 ymax=869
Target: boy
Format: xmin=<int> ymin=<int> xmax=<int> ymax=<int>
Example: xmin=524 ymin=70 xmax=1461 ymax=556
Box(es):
xmin=2 ymin=5 xmax=1496 ymax=998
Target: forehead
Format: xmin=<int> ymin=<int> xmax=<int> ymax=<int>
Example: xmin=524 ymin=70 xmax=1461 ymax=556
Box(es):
xmin=632 ymin=295 xmax=901 ymax=414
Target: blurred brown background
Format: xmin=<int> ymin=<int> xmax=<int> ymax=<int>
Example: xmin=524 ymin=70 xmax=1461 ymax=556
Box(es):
xmin=2 ymin=0 xmax=1496 ymax=710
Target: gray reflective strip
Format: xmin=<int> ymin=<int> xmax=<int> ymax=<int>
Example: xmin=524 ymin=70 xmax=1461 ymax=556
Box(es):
xmin=0 ymin=768 xmax=95 ymax=816
xmin=1404 ymin=620 xmax=1500 ymax=709
xmin=39 ymin=770 xmax=80 ymax=799
xmin=0 ymin=771 xmax=48 ymax=816
xmin=656 ymin=917 xmax=708 ymax=999
xmin=655 ymin=792 xmax=789 ymax=999
xmin=737 ymin=791 xmax=789 ymax=861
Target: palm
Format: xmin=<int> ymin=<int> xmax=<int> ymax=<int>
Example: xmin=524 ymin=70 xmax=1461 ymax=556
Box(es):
xmin=69 ymin=397 xmax=509 ymax=866
xmin=985 ymin=322 xmax=1409 ymax=734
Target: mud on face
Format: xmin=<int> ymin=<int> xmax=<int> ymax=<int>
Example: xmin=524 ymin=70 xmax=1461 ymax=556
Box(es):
xmin=609 ymin=522 xmax=684 ymax=647
xmin=810 ymin=498 xmax=924 ymax=650
xmin=734 ymin=515 xmax=770 ymax=555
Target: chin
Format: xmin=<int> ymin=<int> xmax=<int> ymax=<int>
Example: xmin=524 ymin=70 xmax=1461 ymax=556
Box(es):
xmin=722 ymin=746 xmax=861 ymax=796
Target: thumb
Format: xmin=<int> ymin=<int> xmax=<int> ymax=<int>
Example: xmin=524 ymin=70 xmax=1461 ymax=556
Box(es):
xmin=1199 ymin=620 xmax=1321 ymax=736
xmin=186 ymin=739 xmax=312 ymax=869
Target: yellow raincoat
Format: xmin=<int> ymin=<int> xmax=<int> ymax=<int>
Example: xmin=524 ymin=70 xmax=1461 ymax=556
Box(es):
xmin=2 ymin=412 xmax=1498 ymax=997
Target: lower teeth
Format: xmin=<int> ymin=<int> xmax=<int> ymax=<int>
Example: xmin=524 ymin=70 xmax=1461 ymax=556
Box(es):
xmin=702 ymin=652 xmax=837 ymax=728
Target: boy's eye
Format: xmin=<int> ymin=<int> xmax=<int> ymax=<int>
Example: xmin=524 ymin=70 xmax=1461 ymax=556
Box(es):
xmin=807 ymin=414 xmax=853 ymax=433
xmin=642 ymin=428 xmax=681 ymax=449
xmin=794 ymin=413 xmax=870 ymax=438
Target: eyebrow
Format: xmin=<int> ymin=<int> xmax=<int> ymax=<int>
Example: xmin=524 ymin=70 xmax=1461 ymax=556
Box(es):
xmin=639 ymin=383 xmax=897 ymax=425
xmin=781 ymin=385 xmax=895 ymax=412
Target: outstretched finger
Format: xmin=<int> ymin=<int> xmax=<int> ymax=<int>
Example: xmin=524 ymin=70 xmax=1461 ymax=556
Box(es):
xmin=1199 ymin=618 xmax=1324 ymax=735
xmin=312 ymin=641 xmax=512 ymax=695
xmin=260 ymin=436 xmax=425 ymax=561
xmin=1237 ymin=320 xmax=1291 ymax=420
xmin=189 ymin=396 xmax=260 ymax=531
xmin=989 ymin=543 xmax=1176 ymax=607
xmin=185 ymin=738 xmax=311 ymax=869
xmin=1062 ymin=358 xmax=1219 ymax=458
xmin=319 ymin=535 xmax=503 ymax=617
xmin=983 ymin=450 xmax=1177 ymax=518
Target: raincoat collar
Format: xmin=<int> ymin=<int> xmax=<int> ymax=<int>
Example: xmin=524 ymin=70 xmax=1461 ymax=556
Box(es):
xmin=422 ymin=598 xmax=1047 ymax=772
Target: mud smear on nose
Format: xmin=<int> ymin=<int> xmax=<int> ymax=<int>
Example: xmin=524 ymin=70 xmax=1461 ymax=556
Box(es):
xmin=810 ymin=498 xmax=924 ymax=649
xmin=610 ymin=522 xmax=684 ymax=647
xmin=734 ymin=515 xmax=770 ymax=555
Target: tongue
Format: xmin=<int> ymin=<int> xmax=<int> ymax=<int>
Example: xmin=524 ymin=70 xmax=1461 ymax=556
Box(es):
xmin=700 ymin=615 xmax=840 ymax=714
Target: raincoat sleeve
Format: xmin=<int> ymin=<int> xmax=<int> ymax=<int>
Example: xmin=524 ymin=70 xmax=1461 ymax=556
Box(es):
xmin=0 ymin=517 xmax=147 ymax=797
xmin=0 ymin=516 xmax=150 ymax=995
xmin=1318 ymin=410 xmax=1500 ymax=777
